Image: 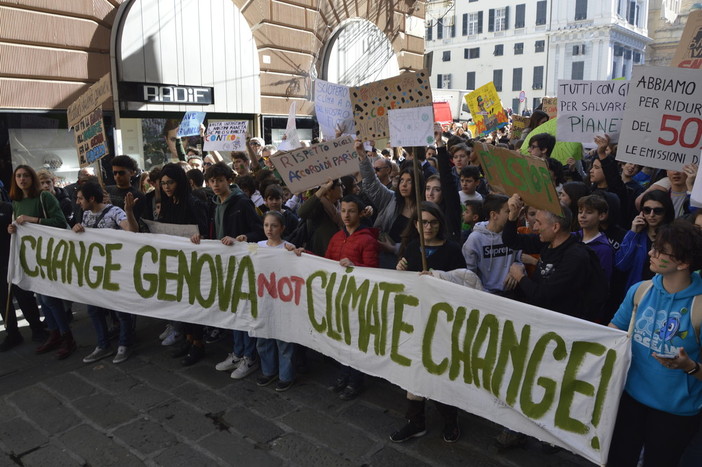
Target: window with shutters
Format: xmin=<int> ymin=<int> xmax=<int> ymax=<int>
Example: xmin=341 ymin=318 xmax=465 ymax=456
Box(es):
xmin=572 ymin=61 xmax=585 ymax=80
xmin=426 ymin=22 xmax=433 ymax=41
xmin=443 ymin=51 xmax=451 ymax=62
xmin=533 ymin=66 xmax=544 ymax=89
xmin=467 ymin=12 xmax=481 ymax=35
xmin=493 ymin=69 xmax=503 ymax=91
xmin=437 ymin=74 xmax=443 ymax=89
xmin=535 ymin=40 xmax=545 ymax=52
xmin=514 ymin=43 xmax=524 ymax=55
xmin=515 ymin=4 xmax=526 ymax=28
xmin=575 ymin=0 xmax=588 ymax=20
xmin=495 ymin=7 xmax=508 ymax=32
xmin=467 ymin=72 xmax=476 ymax=90
xmin=462 ymin=14 xmax=468 ymax=36
xmin=464 ymin=47 xmax=480 ymax=59
xmin=437 ymin=18 xmax=444 ymax=39
xmin=512 ymin=68 xmax=523 ymax=91
xmin=494 ymin=44 xmax=504 ymax=56
xmin=536 ymin=1 xmax=547 ymax=25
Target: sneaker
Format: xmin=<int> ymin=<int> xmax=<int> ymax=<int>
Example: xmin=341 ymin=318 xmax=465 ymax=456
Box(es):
xmin=181 ymin=344 xmax=204 ymax=366
xmin=443 ymin=423 xmax=461 ymax=443
xmin=389 ymin=422 xmax=427 ymax=443
xmin=230 ymin=356 xmax=259 ymax=379
xmin=339 ymin=385 xmax=362 ymax=401
xmin=215 ymin=353 xmax=242 ymax=371
xmin=494 ymin=430 xmax=527 ymax=451
xmin=159 ymin=324 xmax=174 ymax=340
xmin=112 ymin=346 xmax=131 ymax=364
xmin=256 ymin=374 xmax=278 ymax=387
xmin=204 ymin=328 xmax=223 ymax=344
xmin=83 ymin=346 xmax=114 ymax=363
xmin=162 ymin=330 xmax=183 ymax=346
xmin=275 ymin=379 xmax=295 ymax=392
xmin=0 ymin=332 xmax=23 ymax=352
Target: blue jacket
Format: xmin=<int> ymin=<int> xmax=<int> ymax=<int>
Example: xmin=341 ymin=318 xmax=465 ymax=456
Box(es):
xmin=615 ymin=230 xmax=649 ymax=291
xmin=611 ymin=274 xmax=702 ymax=416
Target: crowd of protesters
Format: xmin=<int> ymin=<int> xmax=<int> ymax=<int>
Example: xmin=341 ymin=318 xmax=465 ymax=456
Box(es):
xmin=2 ymin=112 xmax=702 ymax=467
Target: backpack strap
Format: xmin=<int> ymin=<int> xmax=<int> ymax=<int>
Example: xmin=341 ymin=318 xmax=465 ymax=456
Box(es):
xmin=92 ymin=205 xmax=114 ymax=228
xmin=691 ymin=294 xmax=702 ymax=346
xmin=627 ymin=280 xmax=654 ymax=337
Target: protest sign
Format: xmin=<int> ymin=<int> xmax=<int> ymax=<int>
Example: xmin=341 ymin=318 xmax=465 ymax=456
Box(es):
xmin=510 ymin=115 xmax=529 ymax=140
xmin=388 ymin=106 xmax=435 ymax=147
xmin=8 ymin=223 xmax=630 ymax=466
xmin=67 ymin=73 xmax=112 ymax=128
xmin=278 ymin=101 xmax=301 ymax=152
xmin=74 ymin=107 xmax=109 ymax=168
xmin=350 ymin=69 xmax=432 ymax=142
xmin=617 ymin=66 xmax=702 ymax=171
xmin=692 ymin=158 xmax=702 ymax=208
xmin=177 ymin=112 xmax=206 ymax=138
xmin=473 ymin=142 xmax=562 ymax=216
xmin=671 ymin=10 xmax=702 ymax=69
xmin=203 ymin=121 xmax=248 ymax=151
xmin=542 ymin=97 xmax=558 ymax=119
xmin=465 ymin=83 xmax=509 ymax=136
xmin=142 ymin=219 xmax=199 ymax=238
xmin=315 ymin=79 xmax=356 ymax=139
xmin=270 ymin=135 xmax=359 ymax=193
xmin=556 ymin=80 xmax=629 ymax=144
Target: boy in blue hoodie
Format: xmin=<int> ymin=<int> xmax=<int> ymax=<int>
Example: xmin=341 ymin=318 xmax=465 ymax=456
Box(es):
xmin=573 ymin=195 xmax=614 ymax=281
xmin=608 ymin=220 xmax=702 ymax=467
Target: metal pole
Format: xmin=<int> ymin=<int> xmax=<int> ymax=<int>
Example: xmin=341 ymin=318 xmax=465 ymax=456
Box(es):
xmin=412 ymin=148 xmax=427 ymax=271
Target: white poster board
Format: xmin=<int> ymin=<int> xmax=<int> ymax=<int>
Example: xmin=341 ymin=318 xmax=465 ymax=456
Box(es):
xmin=617 ymin=66 xmax=702 ymax=171
xmin=203 ymin=121 xmax=248 ymax=151
xmin=315 ymin=79 xmax=356 ymax=139
xmin=556 ymin=80 xmax=629 ymax=143
xmin=388 ymin=106 xmax=435 ymax=147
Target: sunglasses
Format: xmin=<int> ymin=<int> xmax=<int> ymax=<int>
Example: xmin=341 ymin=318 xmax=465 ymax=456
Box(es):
xmin=374 ymin=167 xmax=387 ymax=172
xmin=113 ymin=170 xmax=128 ymax=176
xmin=642 ymin=206 xmax=664 ymax=215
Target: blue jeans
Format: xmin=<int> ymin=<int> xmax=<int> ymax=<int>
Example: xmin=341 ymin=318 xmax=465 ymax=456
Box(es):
xmin=257 ymin=338 xmax=295 ymax=382
xmin=37 ymin=294 xmax=69 ymax=334
xmin=232 ymin=330 xmax=256 ymax=360
xmin=87 ymin=305 xmax=134 ymax=348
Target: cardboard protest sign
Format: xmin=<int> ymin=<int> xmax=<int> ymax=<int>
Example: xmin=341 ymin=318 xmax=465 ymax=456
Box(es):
xmin=473 ymin=142 xmax=562 ymax=216
xmin=9 ymin=223 xmax=631 ymax=466
xmin=465 ymin=83 xmax=509 ymax=136
xmin=270 ymin=135 xmax=359 ymax=193
xmin=74 ymin=107 xmax=109 ymax=168
xmin=556 ymin=80 xmax=629 ymax=143
xmin=388 ymin=106 xmax=435 ymax=147
xmin=67 ymin=73 xmax=112 ymax=127
xmin=510 ymin=115 xmax=529 ymax=140
xmin=350 ymin=69 xmax=432 ymax=141
xmin=315 ymin=79 xmax=355 ymax=139
xmin=671 ymin=10 xmax=702 ymax=69
xmin=203 ymin=121 xmax=248 ymax=151
xmin=617 ymin=66 xmax=702 ymax=171
xmin=177 ymin=111 xmax=206 ymax=138
xmin=542 ymin=97 xmax=558 ymax=119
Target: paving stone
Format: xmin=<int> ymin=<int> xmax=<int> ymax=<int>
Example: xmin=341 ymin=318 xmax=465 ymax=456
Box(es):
xmin=72 ymin=393 xmax=139 ymax=429
xmin=59 ymin=425 xmax=142 ymax=467
xmin=147 ymin=400 xmax=215 ymax=441
xmin=368 ymin=445 xmax=432 ymax=467
xmin=280 ymin=409 xmax=375 ymax=459
xmin=282 ymin=379 xmax=348 ymax=413
xmin=339 ymin=401 xmax=404 ymax=439
xmin=218 ymin=379 xmax=257 ymax=404
xmin=21 ymin=443 xmax=82 ymax=467
xmin=43 ymin=373 xmax=97 ymax=400
xmin=130 ymin=363 xmax=186 ymax=391
xmin=75 ymin=363 xmax=141 ymax=395
xmin=180 ymin=363 xmax=233 ymax=389
xmin=0 ymin=417 xmax=48 ymax=456
xmin=117 ymin=383 xmax=171 ymax=411
xmin=113 ymin=418 xmax=178 ymax=455
xmin=270 ymin=433 xmax=354 ymax=467
xmin=152 ymin=442 xmax=218 ymax=467
xmin=221 ymin=406 xmax=284 ymax=443
xmin=238 ymin=387 xmax=297 ymax=420
xmin=0 ymin=452 xmax=17 ymax=467
xmin=172 ymin=382 xmax=232 ymax=413
xmin=28 ymin=402 xmax=82 ymax=435
xmin=6 ymin=386 xmax=81 ymax=435
xmin=6 ymin=385 xmax=60 ymax=413
xmin=0 ymin=400 xmax=18 ymax=422
xmin=199 ymin=431 xmax=281 ymax=466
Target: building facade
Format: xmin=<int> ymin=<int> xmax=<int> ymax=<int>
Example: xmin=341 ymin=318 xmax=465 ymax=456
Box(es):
xmin=425 ymin=0 xmax=652 ymax=114
xmin=647 ymin=0 xmax=697 ymax=67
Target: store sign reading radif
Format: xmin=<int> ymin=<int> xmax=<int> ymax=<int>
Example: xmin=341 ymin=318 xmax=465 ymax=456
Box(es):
xmin=119 ymin=82 xmax=214 ymax=105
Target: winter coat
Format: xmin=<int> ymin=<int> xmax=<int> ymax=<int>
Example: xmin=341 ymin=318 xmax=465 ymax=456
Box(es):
xmin=214 ymin=189 xmax=264 ymax=241
xmin=325 ymin=226 xmax=380 ymax=268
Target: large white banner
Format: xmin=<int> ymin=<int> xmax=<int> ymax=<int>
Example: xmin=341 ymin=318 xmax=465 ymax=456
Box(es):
xmin=8 ymin=225 xmax=631 ymax=465
xmin=617 ymin=66 xmax=702 ymax=171
xmin=556 ymin=80 xmax=629 ymax=144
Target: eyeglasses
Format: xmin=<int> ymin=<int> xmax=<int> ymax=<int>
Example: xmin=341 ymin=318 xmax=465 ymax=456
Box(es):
xmin=651 ymin=245 xmax=675 ymax=258
xmin=113 ymin=170 xmax=128 ymax=176
xmin=160 ymin=180 xmax=176 ymax=186
xmin=642 ymin=206 xmax=665 ymax=216
xmin=419 ymin=219 xmax=440 ymax=227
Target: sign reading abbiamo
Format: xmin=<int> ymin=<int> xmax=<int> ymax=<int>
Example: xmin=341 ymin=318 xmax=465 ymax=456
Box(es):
xmin=9 ymin=224 xmax=630 ymax=465
xmin=617 ymin=66 xmax=702 ymax=171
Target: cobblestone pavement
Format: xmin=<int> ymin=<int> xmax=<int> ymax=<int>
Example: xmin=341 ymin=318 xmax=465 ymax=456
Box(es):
xmin=0 ymin=306 xmax=593 ymax=467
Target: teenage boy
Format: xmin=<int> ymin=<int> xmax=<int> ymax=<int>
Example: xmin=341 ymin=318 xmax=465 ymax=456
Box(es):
xmin=459 ymin=166 xmax=483 ymax=204
xmin=574 ymin=195 xmax=614 ymax=281
xmin=462 ymin=194 xmax=522 ymax=295
xmin=200 ymin=162 xmax=264 ymax=379
xmin=106 ymin=155 xmax=143 ymax=214
xmin=73 ymin=181 xmax=138 ymax=364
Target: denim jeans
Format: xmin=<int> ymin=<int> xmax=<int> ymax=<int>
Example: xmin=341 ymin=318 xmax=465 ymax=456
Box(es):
xmin=232 ymin=330 xmax=256 ymax=360
xmin=257 ymin=338 xmax=295 ymax=382
xmin=87 ymin=305 xmax=134 ymax=348
xmin=37 ymin=294 xmax=69 ymax=334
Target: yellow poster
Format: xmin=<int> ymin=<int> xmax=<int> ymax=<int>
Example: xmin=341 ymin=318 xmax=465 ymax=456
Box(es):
xmin=464 ymin=82 xmax=509 ymax=136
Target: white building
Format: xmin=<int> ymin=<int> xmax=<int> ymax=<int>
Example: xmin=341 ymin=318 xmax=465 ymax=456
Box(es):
xmin=425 ymin=0 xmax=652 ymax=114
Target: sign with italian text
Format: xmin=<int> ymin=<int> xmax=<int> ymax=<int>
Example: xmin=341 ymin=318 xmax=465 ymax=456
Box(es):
xmin=556 ymin=80 xmax=629 ymax=144
xmin=203 ymin=121 xmax=248 ymax=151
xmin=177 ymin=111 xmax=206 ymax=138
xmin=8 ymin=224 xmax=630 ymax=466
xmin=617 ymin=66 xmax=702 ymax=171
xmin=473 ymin=142 xmax=562 ymax=216
xmin=542 ymin=97 xmax=558 ymax=119
xmin=74 ymin=107 xmax=109 ymax=168
xmin=350 ymin=70 xmax=432 ymax=142
xmin=67 ymin=73 xmax=112 ymax=128
xmin=270 ymin=135 xmax=359 ymax=193
xmin=388 ymin=106 xmax=435 ymax=147
xmin=465 ymin=82 xmax=509 ymax=136
xmin=671 ymin=10 xmax=702 ymax=70
xmin=315 ymin=79 xmax=355 ymax=139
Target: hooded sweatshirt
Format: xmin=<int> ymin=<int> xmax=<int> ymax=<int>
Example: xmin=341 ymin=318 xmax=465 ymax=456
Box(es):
xmin=462 ymin=221 xmax=522 ymax=293
xmin=611 ymin=274 xmax=702 ymax=416
xmin=214 ymin=186 xmax=264 ymax=241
